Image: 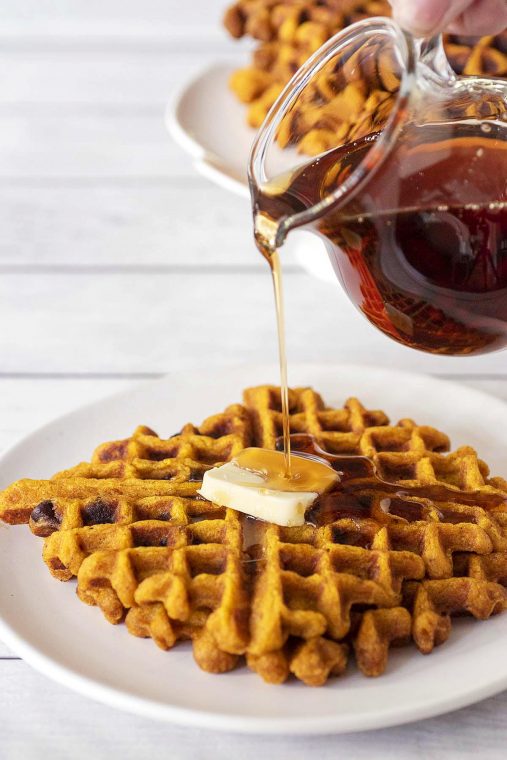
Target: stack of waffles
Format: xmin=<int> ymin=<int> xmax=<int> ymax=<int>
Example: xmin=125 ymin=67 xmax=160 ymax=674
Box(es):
xmin=1 ymin=386 xmax=507 ymax=686
xmin=224 ymin=0 xmax=507 ymax=154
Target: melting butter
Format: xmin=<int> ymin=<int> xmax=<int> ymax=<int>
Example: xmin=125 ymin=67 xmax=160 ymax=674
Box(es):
xmin=198 ymin=447 xmax=338 ymax=527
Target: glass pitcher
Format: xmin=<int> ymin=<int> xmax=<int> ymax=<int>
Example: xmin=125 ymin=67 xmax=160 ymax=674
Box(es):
xmin=249 ymin=17 xmax=507 ymax=356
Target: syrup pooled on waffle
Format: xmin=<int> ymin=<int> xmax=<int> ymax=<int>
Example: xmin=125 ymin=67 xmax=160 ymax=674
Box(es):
xmin=2 ymin=386 xmax=507 ymax=685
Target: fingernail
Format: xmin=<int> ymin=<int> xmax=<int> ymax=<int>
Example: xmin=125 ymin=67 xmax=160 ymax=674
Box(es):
xmin=394 ymin=0 xmax=447 ymax=35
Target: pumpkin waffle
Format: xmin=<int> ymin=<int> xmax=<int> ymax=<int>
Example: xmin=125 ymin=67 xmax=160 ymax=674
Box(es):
xmin=244 ymin=517 xmax=424 ymax=684
xmin=1 ymin=386 xmax=507 ymax=685
xmin=77 ymin=509 xmax=250 ymax=674
xmin=404 ymin=548 xmax=507 ymax=656
xmin=243 ymin=491 xmax=507 ymax=683
xmin=224 ymin=0 xmax=507 ymax=153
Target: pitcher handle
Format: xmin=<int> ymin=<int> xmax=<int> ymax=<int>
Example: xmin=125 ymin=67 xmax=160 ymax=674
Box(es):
xmin=413 ymin=33 xmax=457 ymax=84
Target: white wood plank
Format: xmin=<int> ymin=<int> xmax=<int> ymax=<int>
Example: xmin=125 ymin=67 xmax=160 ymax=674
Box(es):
xmin=0 ymin=112 xmax=193 ymax=179
xmin=0 ymin=181 xmax=260 ymax=267
xmin=0 ymin=1 xmax=234 ymax=47
xmin=0 ymin=377 xmax=133 ymax=449
xmin=0 ymin=50 xmax=239 ymax=108
xmin=0 ymin=0 xmax=225 ymax=23
xmin=0 ymin=659 xmax=505 ymax=759
xmin=0 ymin=271 xmax=309 ymax=373
xmin=0 ymin=271 xmax=506 ymax=375
xmin=0 ymin=646 xmax=17 ymax=657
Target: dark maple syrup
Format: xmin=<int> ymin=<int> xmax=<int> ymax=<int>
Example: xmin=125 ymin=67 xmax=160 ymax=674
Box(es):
xmin=234 ymin=447 xmax=337 ymax=493
xmin=265 ymin=247 xmax=292 ymax=476
xmin=254 ymin=123 xmax=507 ymax=356
xmin=284 ymin=433 xmax=507 ymax=526
xmin=249 ymin=122 xmax=507 ymax=523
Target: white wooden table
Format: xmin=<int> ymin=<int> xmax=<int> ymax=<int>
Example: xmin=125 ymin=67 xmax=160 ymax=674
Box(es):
xmin=1 ymin=2 xmax=506 ymax=757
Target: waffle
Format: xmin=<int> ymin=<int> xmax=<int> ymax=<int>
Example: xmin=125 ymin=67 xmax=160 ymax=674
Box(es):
xmin=77 ymin=509 xmax=250 ymax=674
xmin=0 ymin=405 xmax=251 ymax=532
xmin=2 ymin=386 xmax=507 ymax=685
xmin=243 ymin=385 xmax=504 ymax=492
xmin=224 ymin=0 xmax=507 ymax=153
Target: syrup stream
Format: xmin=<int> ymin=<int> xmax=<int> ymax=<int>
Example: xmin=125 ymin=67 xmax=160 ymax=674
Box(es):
xmin=255 ymin=217 xmax=292 ymax=478
xmin=269 ymin=250 xmax=292 ymax=478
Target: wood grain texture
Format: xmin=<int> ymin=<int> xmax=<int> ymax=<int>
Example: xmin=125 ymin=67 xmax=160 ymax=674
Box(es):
xmin=0 ymin=1 xmax=231 ymax=45
xmin=0 ymin=180 xmax=259 ymax=267
xmin=0 ymin=51 xmax=237 ymax=107
xmin=0 ymin=112 xmax=193 ymax=179
xmin=1 ymin=271 xmax=506 ymax=374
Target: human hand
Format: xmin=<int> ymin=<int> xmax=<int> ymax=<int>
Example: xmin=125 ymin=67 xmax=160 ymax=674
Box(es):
xmin=389 ymin=0 xmax=507 ymax=37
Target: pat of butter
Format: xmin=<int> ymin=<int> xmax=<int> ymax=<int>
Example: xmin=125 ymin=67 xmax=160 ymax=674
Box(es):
xmin=198 ymin=461 xmax=319 ymax=527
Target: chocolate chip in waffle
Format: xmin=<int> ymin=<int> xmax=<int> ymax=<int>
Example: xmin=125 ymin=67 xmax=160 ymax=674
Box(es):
xmin=2 ymin=386 xmax=507 ymax=685
xmin=0 ymin=403 xmax=251 ymax=533
xmin=0 ymin=403 xmax=253 ymax=674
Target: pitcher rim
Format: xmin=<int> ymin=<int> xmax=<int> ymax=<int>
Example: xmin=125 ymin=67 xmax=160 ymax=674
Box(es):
xmin=248 ymin=16 xmax=416 ymax=245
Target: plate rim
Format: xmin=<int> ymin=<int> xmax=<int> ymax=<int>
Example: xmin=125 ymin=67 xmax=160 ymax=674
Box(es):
xmin=1 ymin=361 xmax=507 ymax=733
xmin=165 ymin=60 xmax=250 ymax=198
xmin=1 ymin=611 xmax=507 ymax=735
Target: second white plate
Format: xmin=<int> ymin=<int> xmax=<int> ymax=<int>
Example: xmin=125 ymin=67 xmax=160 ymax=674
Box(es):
xmin=167 ymin=63 xmax=336 ymax=283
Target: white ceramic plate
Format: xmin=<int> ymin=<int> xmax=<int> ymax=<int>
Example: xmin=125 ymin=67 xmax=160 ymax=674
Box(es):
xmin=1 ymin=363 xmax=507 ymax=734
xmin=168 ymin=62 xmax=252 ymax=198
xmin=167 ymin=63 xmax=336 ymax=283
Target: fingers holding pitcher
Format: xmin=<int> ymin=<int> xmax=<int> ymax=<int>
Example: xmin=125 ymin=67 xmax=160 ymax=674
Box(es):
xmin=390 ymin=0 xmax=507 ymax=37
